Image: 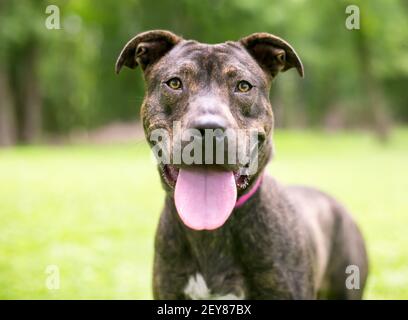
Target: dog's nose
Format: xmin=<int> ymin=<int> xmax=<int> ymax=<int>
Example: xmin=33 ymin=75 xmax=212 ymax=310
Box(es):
xmin=189 ymin=115 xmax=228 ymax=136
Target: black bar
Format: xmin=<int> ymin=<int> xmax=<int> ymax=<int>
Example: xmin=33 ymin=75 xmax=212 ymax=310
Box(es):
xmin=0 ymin=300 xmax=405 ymax=318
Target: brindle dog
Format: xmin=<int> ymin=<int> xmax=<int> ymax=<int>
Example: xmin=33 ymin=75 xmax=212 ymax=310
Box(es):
xmin=116 ymin=30 xmax=368 ymax=299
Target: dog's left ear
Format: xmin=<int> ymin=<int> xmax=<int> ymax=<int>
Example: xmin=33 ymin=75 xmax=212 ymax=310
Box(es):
xmin=240 ymin=33 xmax=304 ymax=78
xmin=115 ymin=30 xmax=182 ymax=74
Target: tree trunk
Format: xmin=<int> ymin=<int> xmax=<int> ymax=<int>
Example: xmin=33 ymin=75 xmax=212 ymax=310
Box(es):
xmin=352 ymin=10 xmax=391 ymax=141
xmin=0 ymin=65 xmax=16 ymax=146
xmin=19 ymin=45 xmax=42 ymax=143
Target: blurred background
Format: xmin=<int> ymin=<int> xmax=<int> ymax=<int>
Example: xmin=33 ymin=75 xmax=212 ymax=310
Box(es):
xmin=0 ymin=0 xmax=407 ymax=299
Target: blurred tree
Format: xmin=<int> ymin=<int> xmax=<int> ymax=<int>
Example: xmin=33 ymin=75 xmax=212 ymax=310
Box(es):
xmin=0 ymin=0 xmax=47 ymax=144
xmin=0 ymin=0 xmax=407 ymax=145
xmin=0 ymin=64 xmax=16 ymax=146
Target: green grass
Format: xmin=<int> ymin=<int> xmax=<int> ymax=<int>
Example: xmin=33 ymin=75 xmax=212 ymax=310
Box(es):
xmin=0 ymin=128 xmax=407 ymax=299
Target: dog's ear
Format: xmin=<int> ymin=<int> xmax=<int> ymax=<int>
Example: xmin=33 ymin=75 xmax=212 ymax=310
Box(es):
xmin=240 ymin=33 xmax=304 ymax=78
xmin=115 ymin=30 xmax=182 ymax=74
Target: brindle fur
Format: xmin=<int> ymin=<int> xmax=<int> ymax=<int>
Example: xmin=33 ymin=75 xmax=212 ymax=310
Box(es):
xmin=116 ymin=30 xmax=368 ymax=299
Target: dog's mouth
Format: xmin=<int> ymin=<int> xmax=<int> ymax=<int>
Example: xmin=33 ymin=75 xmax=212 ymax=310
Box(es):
xmin=160 ymin=164 xmax=252 ymax=231
xmin=161 ymin=164 xmax=251 ymax=190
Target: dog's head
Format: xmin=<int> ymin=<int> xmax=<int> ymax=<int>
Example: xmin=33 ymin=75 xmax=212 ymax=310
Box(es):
xmin=116 ymin=30 xmax=303 ymax=230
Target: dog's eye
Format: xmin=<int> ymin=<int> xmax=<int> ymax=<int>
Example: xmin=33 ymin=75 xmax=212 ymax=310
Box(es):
xmin=166 ymin=78 xmax=182 ymax=90
xmin=236 ymin=80 xmax=253 ymax=93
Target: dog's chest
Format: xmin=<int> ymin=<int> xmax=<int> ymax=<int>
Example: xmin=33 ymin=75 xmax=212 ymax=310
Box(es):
xmin=184 ymin=230 xmax=247 ymax=300
xmin=184 ymin=272 xmax=245 ymax=300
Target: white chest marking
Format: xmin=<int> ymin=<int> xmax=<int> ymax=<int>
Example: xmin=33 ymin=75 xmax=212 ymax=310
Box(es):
xmin=183 ymin=273 xmax=245 ymax=300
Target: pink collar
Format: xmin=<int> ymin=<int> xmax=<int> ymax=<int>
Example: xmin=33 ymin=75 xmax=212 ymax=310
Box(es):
xmin=235 ymin=174 xmax=263 ymax=208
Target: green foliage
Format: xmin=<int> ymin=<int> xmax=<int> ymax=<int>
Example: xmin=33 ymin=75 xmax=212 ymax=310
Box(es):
xmin=1 ymin=0 xmax=408 ymax=132
xmin=0 ymin=129 xmax=407 ymax=298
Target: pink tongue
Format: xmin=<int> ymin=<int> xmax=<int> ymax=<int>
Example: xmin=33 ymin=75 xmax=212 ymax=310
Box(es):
xmin=175 ymin=168 xmax=237 ymax=230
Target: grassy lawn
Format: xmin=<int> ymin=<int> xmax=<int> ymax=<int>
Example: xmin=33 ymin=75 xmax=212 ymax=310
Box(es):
xmin=0 ymin=128 xmax=407 ymax=299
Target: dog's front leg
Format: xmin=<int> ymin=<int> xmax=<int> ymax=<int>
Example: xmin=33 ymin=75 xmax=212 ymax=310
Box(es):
xmin=245 ymin=267 xmax=317 ymax=299
xmin=236 ymin=207 xmax=318 ymax=299
xmin=153 ymin=251 xmax=194 ymax=299
xmin=152 ymin=207 xmax=195 ymax=299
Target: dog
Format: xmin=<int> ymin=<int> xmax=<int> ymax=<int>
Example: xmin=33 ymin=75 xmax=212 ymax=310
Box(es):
xmin=116 ymin=30 xmax=368 ymax=299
